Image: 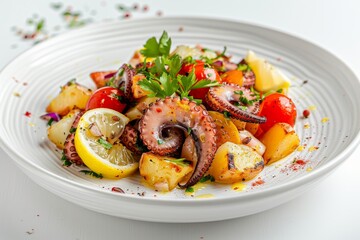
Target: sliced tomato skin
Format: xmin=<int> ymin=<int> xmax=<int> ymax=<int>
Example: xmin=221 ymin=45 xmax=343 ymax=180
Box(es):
xmin=258 ymin=93 xmax=297 ymax=134
xmin=86 ymin=87 xmax=127 ymax=113
xmin=180 ymin=60 xmax=222 ymax=101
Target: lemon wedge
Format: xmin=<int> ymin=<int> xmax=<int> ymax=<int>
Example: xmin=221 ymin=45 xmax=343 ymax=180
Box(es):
xmin=74 ymin=108 xmax=140 ymax=179
xmin=245 ymin=50 xmax=290 ymax=93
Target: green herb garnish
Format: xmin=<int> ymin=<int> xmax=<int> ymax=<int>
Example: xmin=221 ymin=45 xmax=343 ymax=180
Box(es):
xmin=47 ymin=118 xmax=54 ymax=126
xmin=80 ymin=170 xmax=103 ymax=179
xmin=199 ymin=174 xmax=215 ymax=183
xmin=137 ymin=32 xmax=220 ymax=100
xmin=69 ymin=127 xmax=77 ymax=134
xmin=97 ymin=138 xmax=113 ymax=150
xmin=223 ymin=111 xmax=231 ymax=119
xmin=140 ymin=31 xmax=172 ymax=58
xmin=185 ymin=187 xmax=194 ymax=193
xmin=164 ymin=158 xmax=190 ymax=167
xmin=61 ymin=151 xmax=72 ymax=167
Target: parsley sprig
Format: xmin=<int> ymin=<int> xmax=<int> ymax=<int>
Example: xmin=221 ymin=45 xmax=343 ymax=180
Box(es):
xmin=137 ymin=31 xmax=221 ymax=101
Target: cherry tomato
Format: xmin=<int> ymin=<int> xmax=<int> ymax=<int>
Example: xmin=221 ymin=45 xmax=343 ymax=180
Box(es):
xmin=179 ymin=60 xmax=222 ymax=101
xmin=86 ymin=87 xmax=127 ymax=113
xmin=258 ymin=93 xmax=297 ymax=134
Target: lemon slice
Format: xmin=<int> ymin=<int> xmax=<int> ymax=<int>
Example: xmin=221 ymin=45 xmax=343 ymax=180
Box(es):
xmin=245 ymin=50 xmax=290 ymax=93
xmin=75 ymin=108 xmax=139 ymax=179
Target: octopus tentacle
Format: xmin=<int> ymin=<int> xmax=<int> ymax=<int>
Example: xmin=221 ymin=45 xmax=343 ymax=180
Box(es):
xmin=239 ymin=59 xmax=255 ymax=87
xmin=120 ymin=124 xmax=147 ymax=155
xmin=63 ymin=111 xmax=84 ymax=165
xmin=139 ymin=97 xmax=217 ymax=188
xmin=206 ymin=83 xmax=266 ymax=123
xmin=113 ymin=64 xmax=135 ymax=101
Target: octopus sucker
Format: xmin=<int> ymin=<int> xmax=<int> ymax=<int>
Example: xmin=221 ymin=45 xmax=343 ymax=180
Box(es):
xmin=206 ymin=83 xmax=266 ymax=123
xmin=139 ymin=97 xmax=217 ymax=188
xmin=63 ymin=110 xmax=84 ymax=165
xmin=120 ymin=124 xmax=147 ymax=155
xmin=112 ymin=63 xmax=135 ymax=101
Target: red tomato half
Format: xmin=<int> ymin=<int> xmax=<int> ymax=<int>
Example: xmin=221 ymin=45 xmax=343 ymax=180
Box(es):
xmin=86 ymin=87 xmax=127 ymax=113
xmin=179 ymin=60 xmax=222 ymax=101
xmin=258 ymin=93 xmax=297 ymax=134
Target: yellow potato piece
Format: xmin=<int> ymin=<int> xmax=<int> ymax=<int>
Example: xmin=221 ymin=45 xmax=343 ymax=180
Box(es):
xmin=139 ymin=153 xmax=193 ymax=192
xmin=46 ymin=83 xmax=92 ymax=116
xmin=208 ymin=111 xmax=241 ymax=148
xmin=208 ymin=142 xmax=264 ymax=184
xmin=259 ymin=123 xmax=300 ymax=165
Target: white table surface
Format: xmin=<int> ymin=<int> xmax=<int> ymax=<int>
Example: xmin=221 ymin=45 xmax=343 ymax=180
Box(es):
xmin=1 ymin=0 xmax=360 ymax=239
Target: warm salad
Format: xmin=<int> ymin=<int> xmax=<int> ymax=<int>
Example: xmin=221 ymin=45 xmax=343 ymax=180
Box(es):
xmin=43 ymin=31 xmax=300 ymax=192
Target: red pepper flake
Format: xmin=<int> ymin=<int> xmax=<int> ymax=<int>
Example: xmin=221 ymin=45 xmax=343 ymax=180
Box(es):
xmin=303 ymin=109 xmax=310 ymax=118
xmin=251 ymin=178 xmax=265 ymax=187
xmin=289 ymin=159 xmax=309 ymax=171
xmin=133 ymin=3 xmax=139 ymax=10
xmin=156 ymin=10 xmax=163 ymax=16
xmin=23 ymin=82 xmax=28 ymax=86
xmin=295 ymin=159 xmax=306 ymax=165
xmin=178 ymin=26 xmax=184 ymax=32
xmin=123 ymin=12 xmax=131 ymax=19
xmin=111 ymin=187 xmax=125 ymax=193
xmin=24 ymin=111 xmax=32 ymax=117
xmin=143 ymin=5 xmax=149 ymax=12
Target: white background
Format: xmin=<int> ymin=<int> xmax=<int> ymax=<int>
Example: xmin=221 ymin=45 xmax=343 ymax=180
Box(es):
xmin=1 ymin=0 xmax=359 ymax=239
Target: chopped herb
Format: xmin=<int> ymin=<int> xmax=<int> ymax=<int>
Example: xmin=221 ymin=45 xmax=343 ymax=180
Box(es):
xmin=36 ymin=19 xmax=45 ymax=32
xmin=69 ymin=127 xmax=77 ymax=134
xmin=187 ymin=127 xmax=192 ymax=135
xmin=66 ymin=78 xmax=76 ymax=86
xmin=164 ymin=158 xmax=190 ymax=167
xmin=276 ymin=88 xmax=283 ymax=93
xmin=234 ymin=90 xmax=243 ymax=95
xmin=237 ymin=63 xmax=251 ymax=72
xmin=157 ymin=139 xmax=164 ymax=145
xmin=97 ymin=138 xmax=113 ymax=150
xmin=223 ymin=111 xmax=231 ymax=119
xmin=47 ymin=118 xmax=54 ymax=126
xmin=61 ymin=152 xmax=72 ymax=166
xmin=80 ymin=170 xmax=103 ymax=178
xmin=199 ymin=174 xmax=215 ymax=183
xmin=185 ymin=187 xmax=194 ymax=193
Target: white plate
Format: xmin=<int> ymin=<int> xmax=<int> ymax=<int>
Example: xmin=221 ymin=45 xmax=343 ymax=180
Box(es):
xmin=0 ymin=17 xmax=359 ymax=223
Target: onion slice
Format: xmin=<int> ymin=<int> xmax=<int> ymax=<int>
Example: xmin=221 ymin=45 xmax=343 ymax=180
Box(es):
xmin=40 ymin=112 xmax=61 ymax=122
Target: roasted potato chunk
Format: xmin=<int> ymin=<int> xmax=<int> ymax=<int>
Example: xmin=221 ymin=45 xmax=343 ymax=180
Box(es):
xmin=208 ymin=142 xmax=264 ymax=184
xmin=139 ymin=153 xmax=193 ymax=192
xmin=47 ymin=109 xmax=80 ymax=149
xmin=259 ymin=122 xmax=300 ymax=165
xmin=46 ymin=82 xmax=92 ymax=116
xmin=208 ymin=111 xmax=241 ymax=148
